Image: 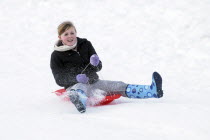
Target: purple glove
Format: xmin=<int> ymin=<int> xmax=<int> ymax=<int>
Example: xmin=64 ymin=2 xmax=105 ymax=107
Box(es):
xmin=90 ymin=54 xmax=99 ymax=66
xmin=76 ymin=74 xmax=89 ymax=84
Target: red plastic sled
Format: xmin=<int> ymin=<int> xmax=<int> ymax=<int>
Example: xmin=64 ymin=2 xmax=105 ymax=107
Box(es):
xmin=52 ymin=89 xmax=122 ymax=106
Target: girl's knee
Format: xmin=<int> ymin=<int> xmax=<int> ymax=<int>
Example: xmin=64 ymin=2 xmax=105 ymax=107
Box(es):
xmin=67 ymin=83 xmax=87 ymax=91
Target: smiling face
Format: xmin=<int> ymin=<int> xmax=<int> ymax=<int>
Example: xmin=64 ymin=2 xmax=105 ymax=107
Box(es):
xmin=59 ymin=27 xmax=77 ymax=46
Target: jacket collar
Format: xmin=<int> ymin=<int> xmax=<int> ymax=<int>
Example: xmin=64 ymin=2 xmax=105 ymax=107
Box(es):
xmin=54 ymin=37 xmax=86 ymax=52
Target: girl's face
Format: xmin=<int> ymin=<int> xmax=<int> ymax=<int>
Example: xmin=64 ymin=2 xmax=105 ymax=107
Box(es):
xmin=59 ymin=27 xmax=77 ymax=46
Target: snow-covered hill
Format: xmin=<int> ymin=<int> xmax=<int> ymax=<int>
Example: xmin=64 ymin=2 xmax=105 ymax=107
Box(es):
xmin=0 ymin=0 xmax=210 ymax=140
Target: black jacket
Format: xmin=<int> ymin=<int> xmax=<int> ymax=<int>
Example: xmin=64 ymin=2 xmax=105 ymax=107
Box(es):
xmin=50 ymin=37 xmax=102 ymax=89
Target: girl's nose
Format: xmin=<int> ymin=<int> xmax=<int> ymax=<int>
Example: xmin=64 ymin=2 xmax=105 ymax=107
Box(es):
xmin=69 ymin=34 xmax=73 ymax=37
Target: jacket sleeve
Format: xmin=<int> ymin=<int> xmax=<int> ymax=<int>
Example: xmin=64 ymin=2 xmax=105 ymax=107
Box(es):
xmin=84 ymin=41 xmax=102 ymax=73
xmin=50 ymin=52 xmax=81 ymax=87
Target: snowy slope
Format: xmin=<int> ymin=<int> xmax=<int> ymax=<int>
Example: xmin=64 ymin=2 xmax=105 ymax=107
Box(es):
xmin=0 ymin=0 xmax=210 ymax=139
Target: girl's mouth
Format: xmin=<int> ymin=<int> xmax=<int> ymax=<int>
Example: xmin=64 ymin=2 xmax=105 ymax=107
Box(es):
xmin=67 ymin=39 xmax=73 ymax=42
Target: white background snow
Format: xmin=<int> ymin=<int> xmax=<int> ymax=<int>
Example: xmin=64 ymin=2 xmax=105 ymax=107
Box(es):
xmin=0 ymin=0 xmax=210 ymax=139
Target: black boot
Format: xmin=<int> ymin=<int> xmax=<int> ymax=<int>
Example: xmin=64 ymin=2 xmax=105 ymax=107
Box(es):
xmin=69 ymin=91 xmax=86 ymax=113
xmin=125 ymin=72 xmax=164 ymax=98
xmin=152 ymin=72 xmax=164 ymax=98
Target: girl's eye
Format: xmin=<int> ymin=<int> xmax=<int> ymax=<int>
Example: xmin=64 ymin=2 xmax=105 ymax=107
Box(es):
xmin=64 ymin=33 xmax=68 ymax=36
xmin=70 ymin=32 xmax=74 ymax=35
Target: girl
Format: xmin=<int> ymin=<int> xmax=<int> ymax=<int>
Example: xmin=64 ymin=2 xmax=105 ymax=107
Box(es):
xmin=50 ymin=21 xmax=163 ymax=113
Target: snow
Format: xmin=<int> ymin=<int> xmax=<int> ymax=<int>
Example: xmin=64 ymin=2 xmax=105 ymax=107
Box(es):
xmin=0 ymin=0 xmax=210 ymax=139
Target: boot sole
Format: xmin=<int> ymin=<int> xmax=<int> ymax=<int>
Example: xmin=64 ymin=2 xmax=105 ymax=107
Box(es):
xmin=153 ymin=72 xmax=164 ymax=98
xmin=69 ymin=94 xmax=86 ymax=113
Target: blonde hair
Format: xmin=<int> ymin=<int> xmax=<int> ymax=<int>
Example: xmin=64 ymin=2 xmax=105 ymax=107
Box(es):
xmin=57 ymin=21 xmax=77 ymax=36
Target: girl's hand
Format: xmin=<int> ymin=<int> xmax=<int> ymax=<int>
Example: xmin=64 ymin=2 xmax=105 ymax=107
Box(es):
xmin=76 ymin=74 xmax=89 ymax=84
xmin=90 ymin=54 xmax=99 ymax=66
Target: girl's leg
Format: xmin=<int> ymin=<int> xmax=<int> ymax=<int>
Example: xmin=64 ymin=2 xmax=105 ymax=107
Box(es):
xmin=66 ymin=83 xmax=90 ymax=113
xmin=89 ymin=80 xmax=128 ymax=97
xmin=89 ymin=72 xmax=163 ymax=99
